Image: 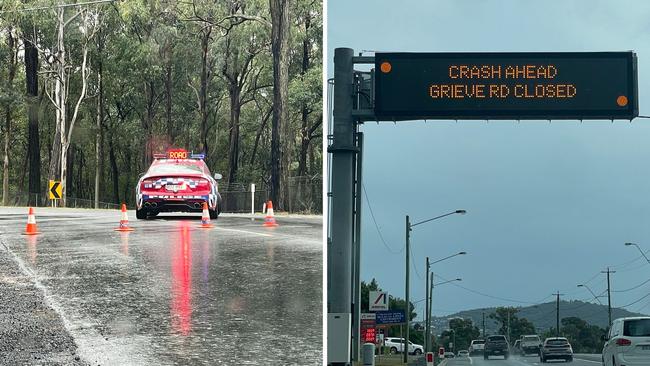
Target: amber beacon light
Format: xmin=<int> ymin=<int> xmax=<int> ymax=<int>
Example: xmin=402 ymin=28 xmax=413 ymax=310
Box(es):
xmin=617 ymin=95 xmax=628 ymax=107
xmin=380 ymin=61 xmax=392 ymax=73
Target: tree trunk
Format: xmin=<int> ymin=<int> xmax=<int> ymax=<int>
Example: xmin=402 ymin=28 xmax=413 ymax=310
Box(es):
xmin=95 ymin=46 xmax=104 ymax=208
xmin=297 ymin=15 xmax=311 ymax=178
xmin=25 ymin=33 xmax=41 ymax=206
xmin=227 ymin=86 xmax=241 ymax=183
xmin=165 ymin=54 xmax=173 ymax=144
xmin=2 ymin=107 xmax=10 ymax=206
xmin=2 ymin=29 xmax=17 ymax=205
xmin=250 ymin=107 xmax=272 ymax=167
xmin=108 ymin=136 xmax=119 ymax=204
xmin=198 ymin=28 xmax=211 ymax=155
xmin=269 ymin=0 xmax=290 ymax=208
xmin=142 ymin=81 xmax=156 ymax=168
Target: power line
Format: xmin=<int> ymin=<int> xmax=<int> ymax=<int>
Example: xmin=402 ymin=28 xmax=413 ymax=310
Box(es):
xmin=0 ymin=0 xmax=115 ymax=14
xmin=434 ymin=273 xmax=542 ymax=305
xmin=362 ymin=184 xmax=404 ymax=254
xmin=612 ymin=278 xmax=650 ymax=293
xmin=613 ymin=261 xmax=649 ymax=274
xmin=610 ymin=250 xmax=650 ymax=269
xmin=411 ymin=248 xmax=423 ymax=280
xmin=619 ymin=292 xmax=650 ymax=308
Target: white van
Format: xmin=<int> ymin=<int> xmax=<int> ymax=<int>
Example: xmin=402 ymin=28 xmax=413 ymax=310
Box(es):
xmin=602 ymin=317 xmax=650 ymax=366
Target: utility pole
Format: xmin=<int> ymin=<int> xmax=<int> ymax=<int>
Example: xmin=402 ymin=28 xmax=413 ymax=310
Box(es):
xmin=602 ymin=267 xmax=616 ymax=327
xmin=482 ymin=312 xmax=486 ymax=337
xmin=404 ymin=215 xmax=411 ymax=364
xmin=554 ymin=292 xmax=563 ymax=337
xmin=425 ymin=257 xmax=430 ymax=353
xmin=428 ymin=272 xmax=433 ymax=351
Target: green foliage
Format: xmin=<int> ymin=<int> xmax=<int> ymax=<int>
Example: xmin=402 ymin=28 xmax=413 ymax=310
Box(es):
xmin=0 ymin=0 xmax=322 ymax=207
xmin=436 ymin=318 xmax=480 ymax=352
xmin=489 ymin=307 xmax=536 ymax=343
xmin=541 ymin=317 xmax=606 ymax=353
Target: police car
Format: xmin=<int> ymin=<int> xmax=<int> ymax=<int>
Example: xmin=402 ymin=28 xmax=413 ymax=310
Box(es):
xmin=135 ymin=149 xmax=222 ymax=219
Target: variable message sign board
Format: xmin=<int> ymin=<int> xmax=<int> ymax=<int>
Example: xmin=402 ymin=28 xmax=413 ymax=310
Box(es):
xmin=374 ymin=52 xmax=638 ymax=120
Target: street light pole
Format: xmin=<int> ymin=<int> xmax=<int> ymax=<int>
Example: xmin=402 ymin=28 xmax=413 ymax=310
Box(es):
xmin=405 ymin=215 xmax=411 ymax=364
xmin=625 ymin=242 xmax=650 ymax=264
xmin=404 ymin=210 xmax=466 ymax=364
xmin=602 ymin=267 xmax=615 ymax=327
xmin=425 ymin=257 xmax=430 ymax=353
xmin=577 ymin=284 xmax=603 ymax=305
xmin=424 ymin=252 xmax=465 ymax=354
xmin=428 ymin=272 xmax=433 ymax=352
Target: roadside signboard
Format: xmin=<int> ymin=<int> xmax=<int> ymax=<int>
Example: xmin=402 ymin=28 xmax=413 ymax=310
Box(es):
xmin=374 ymin=52 xmax=638 ymax=120
xmin=360 ymin=313 xmax=377 ymax=343
xmin=369 ymin=291 xmax=388 ymax=311
xmin=49 ymin=180 xmax=62 ymax=200
xmin=375 ymin=310 xmax=406 ymax=325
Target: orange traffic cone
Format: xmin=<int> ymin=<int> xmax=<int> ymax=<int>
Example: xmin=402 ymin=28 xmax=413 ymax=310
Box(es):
xmin=114 ymin=204 xmax=135 ymax=232
xmin=263 ymin=200 xmax=279 ymax=227
xmin=22 ymin=207 xmax=41 ymax=235
xmin=198 ymin=202 xmax=213 ymax=228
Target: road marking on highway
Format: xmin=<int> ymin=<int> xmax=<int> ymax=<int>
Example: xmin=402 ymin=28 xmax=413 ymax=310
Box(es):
xmin=574 ymin=358 xmax=601 ymax=364
xmin=214 ymin=227 xmax=273 ymax=237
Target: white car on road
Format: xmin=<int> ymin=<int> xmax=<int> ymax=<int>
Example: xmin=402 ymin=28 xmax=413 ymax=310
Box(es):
xmin=469 ymin=339 xmax=486 ymax=355
xmin=602 ymin=316 xmax=650 ymax=366
xmin=384 ymin=337 xmax=423 ymax=355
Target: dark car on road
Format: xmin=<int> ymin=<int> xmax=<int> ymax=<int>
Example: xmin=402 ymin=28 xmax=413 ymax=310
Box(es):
xmin=484 ymin=335 xmax=509 ymax=360
xmin=540 ymin=337 xmax=573 ymax=363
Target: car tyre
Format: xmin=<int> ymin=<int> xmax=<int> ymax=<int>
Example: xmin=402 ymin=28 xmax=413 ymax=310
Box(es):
xmin=504 ymin=353 xmax=509 ymax=360
xmin=567 ymin=356 xmax=573 ymax=362
xmin=209 ymin=208 xmax=218 ymax=220
xmin=414 ymin=349 xmax=422 ymax=355
xmin=390 ymin=347 xmax=397 ymax=355
xmin=484 ymin=354 xmax=488 ymax=360
xmin=136 ymin=208 xmax=147 ymax=219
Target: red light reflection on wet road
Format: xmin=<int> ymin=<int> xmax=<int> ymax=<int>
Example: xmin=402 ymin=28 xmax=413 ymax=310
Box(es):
xmin=171 ymin=221 xmax=192 ymax=335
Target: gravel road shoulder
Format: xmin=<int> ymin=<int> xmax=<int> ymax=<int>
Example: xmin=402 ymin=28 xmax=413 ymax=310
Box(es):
xmin=0 ymin=237 xmax=87 ymax=365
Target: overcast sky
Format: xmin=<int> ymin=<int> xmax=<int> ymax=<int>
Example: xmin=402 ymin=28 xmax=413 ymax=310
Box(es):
xmin=328 ymin=0 xmax=650 ymax=321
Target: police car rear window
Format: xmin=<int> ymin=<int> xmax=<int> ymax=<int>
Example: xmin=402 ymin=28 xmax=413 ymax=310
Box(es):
xmin=149 ymin=163 xmax=203 ymax=175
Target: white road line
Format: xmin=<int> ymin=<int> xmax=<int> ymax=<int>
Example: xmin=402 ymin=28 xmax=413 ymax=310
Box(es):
xmin=574 ymin=357 xmax=601 ymax=364
xmin=213 ymin=227 xmax=273 ymax=237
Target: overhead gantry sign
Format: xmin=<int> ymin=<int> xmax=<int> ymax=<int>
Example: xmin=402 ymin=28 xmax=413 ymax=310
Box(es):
xmin=374 ymin=52 xmax=638 ymax=120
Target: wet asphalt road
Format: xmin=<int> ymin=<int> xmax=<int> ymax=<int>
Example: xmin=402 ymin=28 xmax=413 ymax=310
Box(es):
xmin=442 ymin=354 xmax=600 ymax=366
xmin=0 ymin=207 xmax=322 ymax=365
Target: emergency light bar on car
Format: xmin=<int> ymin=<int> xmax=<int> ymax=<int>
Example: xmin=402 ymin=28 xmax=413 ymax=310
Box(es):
xmin=152 ymin=149 xmax=205 ymax=160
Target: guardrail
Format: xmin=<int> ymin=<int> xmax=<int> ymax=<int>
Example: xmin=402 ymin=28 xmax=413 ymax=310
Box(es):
xmin=2 ymin=175 xmax=322 ymax=214
xmin=1 ymin=192 xmax=120 ymax=209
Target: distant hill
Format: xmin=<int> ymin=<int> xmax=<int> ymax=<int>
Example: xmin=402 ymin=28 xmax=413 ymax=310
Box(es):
xmin=430 ymin=300 xmax=647 ymax=335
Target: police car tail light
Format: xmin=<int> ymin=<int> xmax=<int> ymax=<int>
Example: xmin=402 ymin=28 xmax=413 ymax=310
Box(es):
xmin=197 ymin=179 xmax=210 ymax=187
xmin=142 ymin=179 xmax=155 ymax=189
